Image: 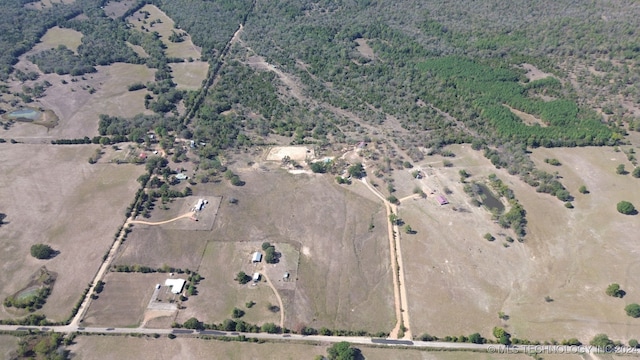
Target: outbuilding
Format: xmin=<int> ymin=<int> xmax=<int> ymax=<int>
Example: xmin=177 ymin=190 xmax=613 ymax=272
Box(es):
xmin=436 ymin=195 xmax=448 ymax=205
xmin=164 ymin=279 xmax=186 ymax=294
xmin=252 ymin=252 xmax=262 ymax=263
xmin=252 ymin=272 xmax=261 ymax=282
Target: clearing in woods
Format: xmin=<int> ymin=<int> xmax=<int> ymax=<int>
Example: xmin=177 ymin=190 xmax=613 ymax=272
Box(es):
xmin=0 ymin=144 xmax=144 ymax=322
xmin=35 ymin=26 xmax=83 ymax=54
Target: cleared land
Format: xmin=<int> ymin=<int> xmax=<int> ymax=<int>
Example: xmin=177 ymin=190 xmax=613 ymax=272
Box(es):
xmin=504 ymin=105 xmax=548 ymax=127
xmin=34 ymin=26 xmax=83 ymax=54
xmin=130 ymin=195 xmax=221 ymax=231
xmin=24 ymin=0 xmax=74 ymax=10
xmin=127 ymin=5 xmax=202 ymax=60
xmin=521 ymin=63 xmax=555 ymax=81
xmin=82 ymin=272 xmax=171 ymax=328
xmin=266 ymin=146 xmax=314 ymax=162
xmin=5 ymin=62 xmax=155 ymax=139
xmin=0 ymin=335 xmax=18 ymax=359
xmin=170 ymin=62 xmax=209 ymax=90
xmin=199 ymin=165 xmax=396 ymax=332
xmin=66 ymin=336 xmax=591 ymax=360
xmin=400 ymin=144 xmax=640 ymax=343
xmin=173 ymin=241 xmax=281 ymax=327
xmin=0 ymin=144 xmax=144 ymax=322
xmin=104 ymin=0 xmax=136 ymax=19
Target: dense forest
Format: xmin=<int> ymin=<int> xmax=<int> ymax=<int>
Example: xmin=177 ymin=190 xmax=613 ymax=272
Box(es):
xmin=3 ymin=0 xmax=640 ymax=183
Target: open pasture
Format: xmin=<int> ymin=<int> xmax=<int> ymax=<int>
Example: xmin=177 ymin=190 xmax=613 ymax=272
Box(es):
xmin=0 ymin=144 xmax=144 ymax=322
xmin=400 ymin=144 xmax=640 ymax=343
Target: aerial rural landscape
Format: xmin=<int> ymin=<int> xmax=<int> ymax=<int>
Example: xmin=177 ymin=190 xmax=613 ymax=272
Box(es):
xmin=1 ymin=0 xmax=640 ymax=359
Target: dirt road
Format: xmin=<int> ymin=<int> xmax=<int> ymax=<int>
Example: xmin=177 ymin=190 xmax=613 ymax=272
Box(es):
xmin=129 ymin=211 xmax=195 ymax=226
xmin=261 ymin=271 xmax=285 ymax=329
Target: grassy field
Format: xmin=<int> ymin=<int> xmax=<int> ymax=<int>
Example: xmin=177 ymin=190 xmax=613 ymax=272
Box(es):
xmin=197 ymin=163 xmax=396 ymax=332
xmin=173 ymin=241 xmax=281 ymax=327
xmin=0 ymin=144 xmax=144 ymax=322
xmin=170 ymin=62 xmax=209 ymax=90
xmin=104 ymin=0 xmax=136 ymax=19
xmin=24 ymin=0 xmax=74 ymax=10
xmin=82 ymin=272 xmax=170 ymax=328
xmin=5 ymin=62 xmax=155 ymax=139
xmin=0 ymin=335 xmax=18 ymax=359
xmin=127 ymin=5 xmax=202 ymax=60
xmin=66 ymin=335 xmax=598 ymax=360
xmin=35 ymin=26 xmax=83 ymax=54
xmin=398 ymin=144 xmax=640 ymax=343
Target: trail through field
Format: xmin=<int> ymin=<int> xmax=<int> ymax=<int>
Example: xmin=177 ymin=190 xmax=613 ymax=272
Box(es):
xmin=128 ymin=211 xmax=196 ymax=226
xmin=261 ymin=271 xmax=284 ymax=329
xmin=361 ymin=175 xmax=412 ymax=340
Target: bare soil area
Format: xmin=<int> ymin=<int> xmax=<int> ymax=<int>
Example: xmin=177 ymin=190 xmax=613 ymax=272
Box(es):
xmin=131 ymin=195 xmax=221 ymax=231
xmin=504 ymin=104 xmax=548 ymax=127
xmin=0 ymin=144 xmax=144 ymax=321
xmin=521 ymin=63 xmax=555 ymax=81
xmin=355 ymin=38 xmax=375 ymax=59
xmin=170 ymin=62 xmax=209 ymax=90
xmin=83 ymin=272 xmax=170 ymax=327
xmin=402 ymin=144 xmax=640 ymax=343
xmin=265 ymin=146 xmax=314 ymax=162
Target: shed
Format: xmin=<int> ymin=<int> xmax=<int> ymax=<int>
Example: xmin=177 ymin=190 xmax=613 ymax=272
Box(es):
xmin=436 ymin=195 xmax=448 ymax=205
xmin=252 ymin=252 xmax=262 ymax=263
xmin=252 ymin=272 xmax=261 ymax=282
xmin=175 ymin=173 xmax=187 ymax=180
xmin=164 ymin=278 xmax=186 ymax=294
xmin=195 ymin=198 xmax=205 ymax=211
xmin=283 ymin=272 xmax=290 ymax=280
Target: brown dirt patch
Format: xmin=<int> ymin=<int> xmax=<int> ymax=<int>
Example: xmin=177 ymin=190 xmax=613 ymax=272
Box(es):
xmin=355 ymin=38 xmax=375 ymax=59
xmin=83 ymin=272 xmax=170 ymax=327
xmin=265 ymin=146 xmax=314 ymax=162
xmin=504 ymin=104 xmax=548 ymax=127
xmin=0 ymin=144 xmax=145 ymax=322
xmin=521 ymin=63 xmax=554 ymax=81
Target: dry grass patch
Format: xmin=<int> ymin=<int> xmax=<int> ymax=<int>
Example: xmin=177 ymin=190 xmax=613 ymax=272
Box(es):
xmin=126 ymin=42 xmax=148 ymax=58
xmin=103 ymin=0 xmax=136 ymax=19
xmin=35 ymin=26 xmax=83 ymax=54
xmin=170 ymin=62 xmax=209 ymax=90
xmin=504 ymin=104 xmax=547 ymax=127
xmin=5 ymin=63 xmax=155 ymax=139
xmin=199 ymin=165 xmax=395 ymax=332
xmin=83 ymin=272 xmax=170 ymax=327
xmin=127 ymin=5 xmax=202 ymax=60
xmin=0 ymin=144 xmax=144 ymax=322
xmin=173 ymin=241 xmax=281 ymax=326
xmin=402 ymin=144 xmax=640 ymax=343
xmin=0 ymin=335 xmax=18 ymax=359
xmin=355 ymin=38 xmax=375 ymax=59
xmin=521 ymin=63 xmax=555 ymax=81
xmin=24 ymin=0 xmax=74 ymax=10
xmin=67 ymin=335 xmax=559 ymax=360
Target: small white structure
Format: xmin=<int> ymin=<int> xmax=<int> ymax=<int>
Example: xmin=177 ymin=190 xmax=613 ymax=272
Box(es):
xmin=252 ymin=252 xmax=262 ymax=263
xmin=283 ymin=272 xmax=290 ymax=280
xmin=195 ymin=198 xmax=205 ymax=211
xmin=165 ymin=278 xmax=186 ymax=294
xmin=155 ymin=284 xmax=161 ymax=289
xmin=252 ymin=272 xmax=261 ymax=282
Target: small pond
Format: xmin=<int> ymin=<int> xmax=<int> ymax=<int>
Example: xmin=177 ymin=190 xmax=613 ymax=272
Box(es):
xmin=476 ymin=183 xmax=504 ymax=212
xmin=7 ymin=107 xmax=41 ymax=121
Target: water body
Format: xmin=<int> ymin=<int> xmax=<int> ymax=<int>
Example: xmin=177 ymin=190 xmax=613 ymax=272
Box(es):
xmin=7 ymin=108 xmax=41 ymax=121
xmin=477 ymin=183 xmax=504 ymax=212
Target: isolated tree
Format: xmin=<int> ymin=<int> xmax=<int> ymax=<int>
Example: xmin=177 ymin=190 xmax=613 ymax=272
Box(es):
xmin=630 ymin=339 xmax=639 ymax=348
xmin=468 ymin=333 xmax=485 ymax=344
xmin=578 ymin=185 xmax=588 ymax=194
xmin=183 ymin=317 xmax=203 ymax=330
xmin=235 ymin=271 xmax=250 ymax=285
xmin=616 ymin=164 xmax=627 ymax=175
xmin=606 ymin=283 xmax=624 ymax=298
xmin=30 ymin=244 xmax=54 ymax=259
xmin=347 ymin=163 xmax=365 ymax=179
xmin=617 ymin=201 xmax=636 ymax=215
xmin=633 ymin=167 xmax=640 ymax=178
xmin=590 ymin=333 xmax=614 ymax=348
xmin=327 ymin=341 xmax=360 ymax=360
xmin=232 ymin=307 xmax=245 ymax=318
xmin=625 ymin=303 xmax=640 ymax=318
xmin=404 ymin=224 xmax=414 ymax=234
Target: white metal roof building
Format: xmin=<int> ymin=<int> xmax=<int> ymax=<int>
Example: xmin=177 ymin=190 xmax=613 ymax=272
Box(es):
xmin=252 ymin=252 xmax=262 ymax=263
xmin=252 ymin=272 xmax=261 ymax=281
xmin=165 ymin=278 xmax=186 ymax=294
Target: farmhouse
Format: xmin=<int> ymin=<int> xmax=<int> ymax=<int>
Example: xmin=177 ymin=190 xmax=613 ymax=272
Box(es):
xmin=252 ymin=272 xmax=261 ymax=282
xmin=164 ymin=278 xmax=186 ymax=294
xmin=252 ymin=251 xmax=262 ymax=263
xmin=436 ymin=195 xmax=448 ymax=205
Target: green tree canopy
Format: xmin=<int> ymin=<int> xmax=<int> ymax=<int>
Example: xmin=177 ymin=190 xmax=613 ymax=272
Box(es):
xmin=30 ymin=244 xmax=55 ymax=260
xmin=617 ymin=201 xmax=636 ymax=215
xmin=347 ymin=163 xmax=365 ymax=179
xmin=625 ymin=303 xmax=640 ymax=318
xmin=327 ymin=341 xmax=360 ymax=360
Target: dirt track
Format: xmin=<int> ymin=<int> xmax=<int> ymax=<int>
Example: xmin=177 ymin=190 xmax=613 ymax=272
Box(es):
xmin=129 ymin=211 xmax=195 ymax=226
